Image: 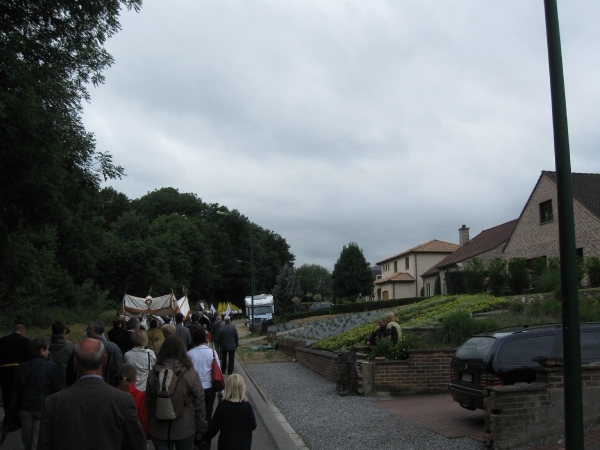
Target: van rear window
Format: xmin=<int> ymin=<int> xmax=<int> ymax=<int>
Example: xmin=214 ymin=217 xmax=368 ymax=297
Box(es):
xmin=455 ymin=337 xmax=495 ymax=360
xmin=581 ymin=330 xmax=600 ymax=360
xmin=500 ymin=335 xmax=556 ymax=363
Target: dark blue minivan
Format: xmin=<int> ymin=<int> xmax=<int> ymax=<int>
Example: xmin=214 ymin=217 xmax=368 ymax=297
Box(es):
xmin=448 ymin=323 xmax=600 ymax=410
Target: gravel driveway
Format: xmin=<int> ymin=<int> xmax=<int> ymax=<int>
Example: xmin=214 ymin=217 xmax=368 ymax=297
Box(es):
xmin=248 ymin=362 xmax=484 ymax=450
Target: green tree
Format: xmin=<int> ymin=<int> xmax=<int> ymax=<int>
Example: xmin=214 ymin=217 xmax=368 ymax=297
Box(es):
xmin=331 ymin=242 xmax=373 ymax=301
xmin=130 ymin=188 xmax=205 ymax=220
xmin=487 ymin=258 xmax=508 ymax=297
xmin=463 ymin=257 xmax=486 ymax=294
xmin=296 ymin=264 xmax=332 ymax=299
xmin=272 ymin=264 xmax=302 ymax=313
xmin=0 ymin=0 xmax=140 ymax=320
xmin=508 ymin=257 xmax=529 ymax=294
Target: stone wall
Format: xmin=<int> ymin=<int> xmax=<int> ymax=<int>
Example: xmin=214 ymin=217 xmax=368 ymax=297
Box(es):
xmin=296 ymin=347 xmax=455 ymax=396
xmin=276 ymin=337 xmax=307 ymax=357
xmin=367 ymin=349 xmax=455 ymax=395
xmin=483 ymin=363 xmax=600 ymax=450
xmin=295 ymin=347 xmax=340 ymax=383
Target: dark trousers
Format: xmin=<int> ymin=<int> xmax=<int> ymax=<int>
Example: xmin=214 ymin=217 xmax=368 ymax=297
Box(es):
xmin=198 ymin=387 xmax=217 ymax=450
xmin=1 ymin=366 xmax=18 ymax=429
xmin=220 ymin=350 xmax=235 ymax=375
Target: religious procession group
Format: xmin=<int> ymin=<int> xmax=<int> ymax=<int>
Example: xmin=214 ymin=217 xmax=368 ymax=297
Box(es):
xmin=0 ymin=306 xmax=256 ymax=450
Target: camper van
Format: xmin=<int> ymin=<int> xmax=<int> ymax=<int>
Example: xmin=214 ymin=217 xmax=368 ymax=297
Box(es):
xmin=244 ymin=294 xmax=274 ymax=326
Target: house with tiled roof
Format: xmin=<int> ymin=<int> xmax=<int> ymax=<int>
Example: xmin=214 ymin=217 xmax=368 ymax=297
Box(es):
xmin=421 ymin=220 xmax=518 ymax=296
xmin=374 ymin=239 xmax=459 ymax=300
xmin=503 ymin=171 xmax=600 ymax=265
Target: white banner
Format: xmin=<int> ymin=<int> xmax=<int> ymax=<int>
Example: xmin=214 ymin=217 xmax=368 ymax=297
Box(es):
xmin=177 ymin=296 xmax=191 ymax=320
xmin=123 ymin=293 xmax=179 ymax=316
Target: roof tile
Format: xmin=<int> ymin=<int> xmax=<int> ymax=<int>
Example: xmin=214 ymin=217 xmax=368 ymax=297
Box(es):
xmin=421 ymin=219 xmax=518 ymax=277
xmin=376 ymin=239 xmax=459 ymax=265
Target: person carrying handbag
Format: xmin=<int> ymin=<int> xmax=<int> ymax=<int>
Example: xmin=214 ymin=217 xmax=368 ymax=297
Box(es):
xmin=188 ymin=329 xmax=223 ymax=450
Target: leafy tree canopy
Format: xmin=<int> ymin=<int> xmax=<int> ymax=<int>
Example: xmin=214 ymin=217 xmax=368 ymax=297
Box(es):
xmin=295 ymin=264 xmax=332 ymax=299
xmin=272 ymin=263 xmax=302 ymax=313
xmin=331 ymin=242 xmax=373 ymax=301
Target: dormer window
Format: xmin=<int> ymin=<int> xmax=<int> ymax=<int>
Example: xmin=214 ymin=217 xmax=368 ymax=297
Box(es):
xmin=540 ymin=200 xmax=553 ymax=224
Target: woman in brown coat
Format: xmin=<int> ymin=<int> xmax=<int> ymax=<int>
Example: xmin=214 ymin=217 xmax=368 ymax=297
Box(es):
xmin=145 ymin=336 xmax=207 ymax=450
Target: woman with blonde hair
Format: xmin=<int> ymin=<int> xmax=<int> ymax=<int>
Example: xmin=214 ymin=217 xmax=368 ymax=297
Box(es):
xmin=124 ymin=330 xmax=156 ymax=391
xmin=202 ymin=374 xmax=257 ymax=449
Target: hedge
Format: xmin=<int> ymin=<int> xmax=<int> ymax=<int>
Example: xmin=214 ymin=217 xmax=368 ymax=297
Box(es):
xmin=331 ymin=297 xmax=422 ymax=314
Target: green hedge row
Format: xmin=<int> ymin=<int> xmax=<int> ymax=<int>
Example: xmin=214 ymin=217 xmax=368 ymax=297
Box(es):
xmin=330 ymin=297 xmax=422 ymax=314
xmin=282 ymin=310 xmax=332 ymax=321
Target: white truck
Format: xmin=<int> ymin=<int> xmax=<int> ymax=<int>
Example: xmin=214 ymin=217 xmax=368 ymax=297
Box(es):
xmin=244 ymin=294 xmax=274 ymax=326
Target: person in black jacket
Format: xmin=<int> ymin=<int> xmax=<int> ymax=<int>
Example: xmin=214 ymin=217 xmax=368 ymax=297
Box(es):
xmin=0 ymin=324 xmax=30 ymax=431
xmin=366 ymin=318 xmax=386 ymax=347
xmin=218 ymin=317 xmax=239 ymax=375
xmin=202 ymin=374 xmax=256 ymax=450
xmin=48 ymin=321 xmax=74 ymax=390
xmin=12 ymin=339 xmax=62 ymax=450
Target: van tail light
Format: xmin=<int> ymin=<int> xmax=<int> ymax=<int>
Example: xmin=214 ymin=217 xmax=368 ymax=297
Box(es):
xmin=481 ymin=372 xmax=504 ymax=387
xmin=451 ymin=371 xmax=456 ymax=382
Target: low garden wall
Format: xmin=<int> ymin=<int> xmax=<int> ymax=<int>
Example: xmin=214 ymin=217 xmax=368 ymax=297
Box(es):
xmin=296 ymin=347 xmax=456 ymax=395
xmin=483 ymin=360 xmax=600 ymax=450
xmin=356 ymin=349 xmax=455 ymax=395
xmin=295 ymin=347 xmax=340 ymax=383
xmin=277 ymin=337 xmax=307 ymax=357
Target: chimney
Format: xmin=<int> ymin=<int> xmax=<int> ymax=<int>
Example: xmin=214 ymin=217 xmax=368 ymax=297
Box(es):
xmin=459 ymin=225 xmax=470 ymax=247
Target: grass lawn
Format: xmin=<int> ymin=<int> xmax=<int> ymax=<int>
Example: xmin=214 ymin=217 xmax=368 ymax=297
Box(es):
xmin=236 ymin=339 xmax=293 ymax=364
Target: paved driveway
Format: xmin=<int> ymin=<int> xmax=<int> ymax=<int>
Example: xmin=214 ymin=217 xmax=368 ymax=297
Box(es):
xmin=373 ymin=392 xmax=485 ymax=441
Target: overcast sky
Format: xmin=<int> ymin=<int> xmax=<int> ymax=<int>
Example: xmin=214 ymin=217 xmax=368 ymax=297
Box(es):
xmin=83 ymin=0 xmax=600 ymax=271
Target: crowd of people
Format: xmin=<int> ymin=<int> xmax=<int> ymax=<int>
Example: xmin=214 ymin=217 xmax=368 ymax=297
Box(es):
xmin=0 ymin=308 xmax=256 ymax=450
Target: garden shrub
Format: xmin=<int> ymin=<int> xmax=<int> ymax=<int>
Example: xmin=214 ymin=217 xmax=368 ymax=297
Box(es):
xmin=435 ymin=310 xmax=500 ymax=346
xmin=508 ymin=301 xmax=525 ymax=314
xmin=487 ymin=258 xmax=508 ymax=297
xmin=532 ymin=260 xmax=561 ymax=293
xmin=402 ymin=331 xmax=423 ymax=350
xmin=508 ymin=257 xmax=529 ymax=294
xmin=585 ymin=257 xmax=600 ymax=287
xmin=368 ymin=333 xmax=417 ymax=361
xmin=579 ymin=297 xmax=600 ymax=322
xmin=330 ymin=297 xmax=421 ymax=314
xmin=463 ymin=258 xmax=487 ymax=294
xmin=529 ymin=298 xmax=562 ymax=318
xmin=445 ymin=271 xmax=465 ymax=295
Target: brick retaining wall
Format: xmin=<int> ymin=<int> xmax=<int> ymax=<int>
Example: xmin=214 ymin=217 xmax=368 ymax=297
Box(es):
xmin=483 ymin=363 xmax=600 ymax=449
xmin=369 ymin=349 xmax=455 ymax=395
xmin=295 ymin=347 xmax=340 ymax=383
xmin=296 ymin=347 xmax=455 ymax=395
xmin=276 ymin=337 xmax=307 ymax=357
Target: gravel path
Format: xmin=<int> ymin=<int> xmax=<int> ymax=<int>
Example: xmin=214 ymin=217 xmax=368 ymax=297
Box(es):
xmin=248 ymin=362 xmax=484 ymax=450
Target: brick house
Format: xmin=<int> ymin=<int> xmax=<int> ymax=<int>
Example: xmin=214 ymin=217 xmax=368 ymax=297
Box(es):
xmin=421 ymin=220 xmax=518 ymax=296
xmin=374 ymin=239 xmax=459 ymax=300
xmin=503 ymin=171 xmax=600 ymax=265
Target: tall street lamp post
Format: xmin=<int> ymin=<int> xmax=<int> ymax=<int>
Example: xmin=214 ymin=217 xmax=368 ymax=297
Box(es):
xmin=217 ymin=211 xmax=255 ymax=333
xmin=543 ymin=1 xmax=583 ymax=447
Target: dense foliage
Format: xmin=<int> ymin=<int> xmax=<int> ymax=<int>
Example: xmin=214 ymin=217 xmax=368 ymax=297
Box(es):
xmin=331 ymin=242 xmax=373 ymax=301
xmin=295 ymin=264 xmax=332 ymax=300
xmin=312 ymin=293 xmax=509 ymax=351
xmin=585 ymin=257 xmax=600 ymax=288
xmin=272 ymin=264 xmax=302 ymax=313
xmin=0 ymin=4 xmax=294 ymax=328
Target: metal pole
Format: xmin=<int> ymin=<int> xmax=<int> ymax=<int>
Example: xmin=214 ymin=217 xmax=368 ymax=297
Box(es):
xmin=543 ymin=1 xmax=583 ymax=448
xmin=250 ymin=223 xmax=255 ymax=333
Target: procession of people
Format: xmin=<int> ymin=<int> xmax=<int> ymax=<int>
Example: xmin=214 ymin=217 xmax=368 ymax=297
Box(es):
xmin=0 ymin=301 xmax=254 ymax=450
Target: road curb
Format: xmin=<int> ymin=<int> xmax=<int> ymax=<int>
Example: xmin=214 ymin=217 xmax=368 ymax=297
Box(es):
xmin=235 ymin=355 xmax=308 ymax=450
